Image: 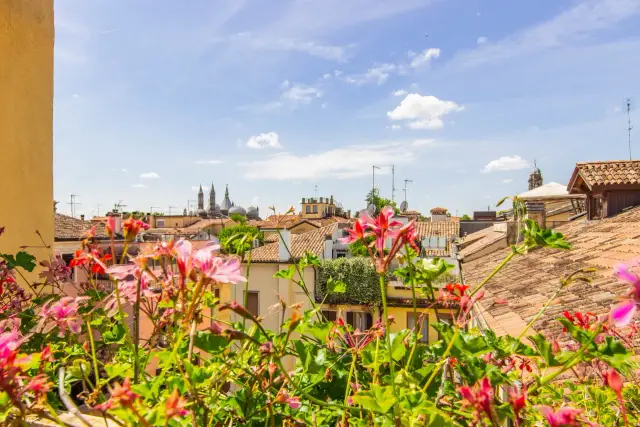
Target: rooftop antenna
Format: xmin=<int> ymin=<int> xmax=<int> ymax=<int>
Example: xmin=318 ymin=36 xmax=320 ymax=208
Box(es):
xmin=150 ymin=206 xmax=161 ymax=216
xmin=314 ymin=185 xmax=318 ymax=199
xmin=391 ymin=165 xmax=396 ymax=203
xmin=403 ymin=179 xmax=413 ymax=202
xmin=625 ymin=97 xmax=635 ymax=160
xmin=372 ymin=165 xmax=381 ymax=194
xmin=68 ymin=194 xmax=81 ymax=218
xmin=95 ymin=204 xmax=100 ymax=217
xmin=168 ymin=205 xmax=178 ymax=216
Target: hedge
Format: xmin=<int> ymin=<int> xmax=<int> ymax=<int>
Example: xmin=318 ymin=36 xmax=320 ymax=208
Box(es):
xmin=315 ymin=257 xmax=391 ymax=305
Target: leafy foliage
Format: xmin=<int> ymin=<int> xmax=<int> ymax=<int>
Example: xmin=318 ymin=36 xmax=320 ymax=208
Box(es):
xmin=460 ymin=214 xmax=472 ymax=221
xmin=315 ymin=257 xmax=389 ymax=304
xmin=218 ymin=224 xmax=263 ymax=256
xmin=229 ymin=213 xmax=247 ymax=224
xmin=365 ymin=188 xmax=399 ymax=215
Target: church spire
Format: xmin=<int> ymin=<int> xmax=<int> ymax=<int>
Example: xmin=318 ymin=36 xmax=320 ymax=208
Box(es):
xmin=197 ymin=185 xmax=204 ymax=210
xmin=209 ymin=182 xmax=216 ymax=213
xmin=528 ymin=159 xmax=543 ymax=190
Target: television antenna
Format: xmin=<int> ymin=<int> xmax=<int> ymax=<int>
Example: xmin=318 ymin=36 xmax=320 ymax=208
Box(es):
xmin=403 ymin=179 xmax=413 ymax=202
xmin=314 ymin=185 xmax=318 ymax=199
xmin=68 ymin=194 xmax=82 ymax=218
xmin=114 ymin=200 xmax=127 ymax=214
xmin=625 ymin=97 xmax=635 ymax=160
xmin=391 ymin=165 xmax=396 ymax=203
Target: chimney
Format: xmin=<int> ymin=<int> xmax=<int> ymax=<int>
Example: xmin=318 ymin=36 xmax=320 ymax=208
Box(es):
xmin=278 ymin=230 xmax=291 ymax=262
xmin=323 ymin=235 xmax=333 ymax=259
xmin=525 ymin=201 xmax=546 ymax=229
xmin=80 ymin=214 xmax=85 ymax=221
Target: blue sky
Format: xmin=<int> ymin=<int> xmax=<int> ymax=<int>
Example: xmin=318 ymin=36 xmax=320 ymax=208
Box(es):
xmin=54 ymin=0 xmax=640 ymax=218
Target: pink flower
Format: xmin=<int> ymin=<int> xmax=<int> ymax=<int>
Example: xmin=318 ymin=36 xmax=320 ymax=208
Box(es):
xmin=122 ymin=216 xmax=150 ymax=242
xmin=104 ymin=272 xmax=157 ymax=317
xmin=458 ymin=378 xmax=495 ymax=423
xmin=174 ymin=239 xmax=245 ymax=284
xmin=0 ymin=330 xmax=24 ymax=362
xmin=536 ymin=406 xmax=582 ymax=427
xmin=605 ymin=368 xmax=628 ymax=427
xmin=610 ymin=262 xmax=640 ymax=327
xmin=37 ymin=297 xmax=88 ymax=337
xmin=338 ymin=220 xmax=370 ymax=244
xmin=165 ymin=388 xmax=189 ymax=419
xmin=21 ymin=374 xmax=51 ymax=397
xmin=275 ymin=390 xmax=301 ymax=410
xmin=105 ymin=215 xmax=116 ymax=238
xmin=508 ymin=385 xmax=527 ymax=426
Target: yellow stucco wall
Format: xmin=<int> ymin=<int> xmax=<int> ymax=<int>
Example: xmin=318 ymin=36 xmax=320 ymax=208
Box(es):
xmin=0 ymin=0 xmax=54 ymax=270
xmin=150 ymin=215 xmax=199 ymax=228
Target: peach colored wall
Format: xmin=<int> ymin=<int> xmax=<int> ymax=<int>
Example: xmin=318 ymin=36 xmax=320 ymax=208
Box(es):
xmin=0 ymin=0 xmax=54 ymax=279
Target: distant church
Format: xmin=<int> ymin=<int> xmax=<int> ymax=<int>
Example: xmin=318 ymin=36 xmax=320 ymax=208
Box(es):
xmin=194 ymin=184 xmax=259 ymax=219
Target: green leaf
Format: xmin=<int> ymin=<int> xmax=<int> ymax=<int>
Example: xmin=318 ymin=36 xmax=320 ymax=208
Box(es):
xmin=327 ymin=277 xmax=346 ymax=294
xmin=351 ymin=385 xmax=396 ymax=414
xmin=390 ymin=331 xmax=409 ymax=361
xmin=2 ymin=251 xmax=36 ymax=272
xmin=105 ymin=363 xmax=134 ymax=379
xmin=274 ymin=265 xmax=296 ymax=280
xmin=299 ymin=252 xmax=321 ymax=269
xmin=103 ymin=323 xmax=127 ymax=344
xmin=193 ymin=331 xmax=228 ymax=353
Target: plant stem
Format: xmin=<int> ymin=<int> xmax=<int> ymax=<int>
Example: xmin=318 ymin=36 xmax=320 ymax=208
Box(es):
xmin=516 ymin=289 xmax=560 ymax=342
xmin=378 ymin=273 xmax=396 ymax=401
xmin=422 ymin=328 xmax=459 ymax=392
xmin=85 ymin=316 xmax=101 ymax=389
xmin=341 ymin=352 xmax=358 ymax=425
xmin=133 ymin=275 xmax=142 ymax=383
xmin=469 ymin=251 xmax=517 ymax=297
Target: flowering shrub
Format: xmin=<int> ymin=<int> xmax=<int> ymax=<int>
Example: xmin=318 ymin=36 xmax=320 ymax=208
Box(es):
xmin=0 ymin=211 xmax=639 ymax=426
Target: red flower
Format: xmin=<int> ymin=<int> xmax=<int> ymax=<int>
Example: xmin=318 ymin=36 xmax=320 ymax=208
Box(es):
xmin=605 ymin=368 xmax=628 ymax=427
xmin=165 ymin=388 xmax=189 ymax=419
xmin=122 ymin=216 xmax=150 ymax=242
xmin=96 ymin=378 xmax=139 ymax=411
xmin=338 ymin=220 xmax=370 ymax=244
xmin=105 ymin=215 xmax=116 ymax=238
xmin=536 ymin=406 xmax=582 ymax=427
xmin=458 ymin=378 xmax=496 ymax=423
xmin=508 ymin=385 xmax=527 ymax=426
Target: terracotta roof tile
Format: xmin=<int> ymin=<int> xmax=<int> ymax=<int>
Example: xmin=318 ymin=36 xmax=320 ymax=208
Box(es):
xmin=415 ymin=221 xmax=460 ymax=257
xmin=55 ymin=214 xmax=108 ymax=240
xmin=569 ymin=160 xmax=640 ymax=190
xmin=249 ymin=223 xmax=339 ymax=262
xmin=462 ymin=207 xmax=640 ymax=345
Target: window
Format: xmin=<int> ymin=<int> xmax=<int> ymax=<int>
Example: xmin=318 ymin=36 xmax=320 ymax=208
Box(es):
xmin=591 ymin=196 xmax=603 ymax=220
xmin=306 ymin=205 xmax=311 ymax=213
xmin=214 ymin=287 xmax=221 ymax=301
xmin=244 ymin=291 xmax=259 ymax=317
xmin=156 ymin=219 xmax=165 ymax=227
xmin=313 ymin=205 xmax=318 ymax=213
xmin=437 ymin=313 xmax=455 ymax=340
xmin=345 ymin=311 xmax=373 ymax=331
xmin=322 ymin=310 xmax=337 ymax=322
xmin=407 ymin=312 xmax=429 ymax=343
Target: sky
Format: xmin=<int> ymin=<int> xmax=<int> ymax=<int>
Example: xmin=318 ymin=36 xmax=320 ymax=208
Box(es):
xmin=54 ymin=0 xmax=640 ymax=218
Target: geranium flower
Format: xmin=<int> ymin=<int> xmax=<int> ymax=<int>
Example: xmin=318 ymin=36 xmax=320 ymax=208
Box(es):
xmin=39 ymin=256 xmax=72 ymax=283
xmin=609 ymin=262 xmax=640 ymax=327
xmin=274 ymin=390 xmax=301 ymax=410
xmin=562 ymin=311 xmax=598 ymax=331
xmin=95 ymin=378 xmax=139 ymax=411
xmin=605 ymin=368 xmax=628 ymax=427
xmin=105 ymin=215 xmax=116 ymax=238
xmin=0 ymin=330 xmax=25 ymax=362
xmin=123 ymin=216 xmax=150 ymax=242
xmin=104 ymin=272 xmax=157 ymax=317
xmin=508 ymin=385 xmax=527 ymax=426
xmin=37 ymin=296 xmax=88 ymax=337
xmin=458 ymin=378 xmax=496 ymax=424
xmin=338 ymin=220 xmax=370 ymax=244
xmin=536 ymin=406 xmax=582 ymax=427
xmin=165 ymin=388 xmax=189 ymax=419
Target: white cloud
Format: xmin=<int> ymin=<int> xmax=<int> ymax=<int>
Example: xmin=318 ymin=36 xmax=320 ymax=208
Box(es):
xmin=477 ymin=36 xmax=488 ymax=45
xmin=502 ymin=178 xmax=514 ymax=184
xmin=211 ymin=32 xmax=353 ymax=62
xmin=322 ymin=73 xmax=332 ymax=80
xmin=131 ymin=184 xmax=146 ymax=188
xmin=392 ymin=89 xmax=408 ymax=97
xmin=246 ymin=132 xmax=282 ymax=149
xmin=412 ymin=138 xmax=436 ymax=147
xmin=242 ymin=142 xmax=414 ymax=180
xmin=195 ymin=159 xmax=223 ymax=165
xmin=389 ymin=124 xmax=401 ymax=130
xmin=140 ymin=172 xmax=160 ymax=179
xmin=452 ymin=0 xmax=640 ymax=68
xmin=409 ymin=48 xmax=440 ymax=68
xmin=387 ymin=93 xmax=464 ymax=130
xmin=281 ymin=85 xmax=323 ymax=104
xmin=483 ymin=155 xmax=530 ymax=173
xmin=243 ymin=82 xmax=323 ymax=112
xmin=334 ymin=70 xmax=343 ymax=77
xmin=344 ymin=63 xmax=396 ymax=85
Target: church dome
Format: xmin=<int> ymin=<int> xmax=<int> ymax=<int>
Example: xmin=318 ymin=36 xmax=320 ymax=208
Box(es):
xmin=229 ymin=206 xmax=247 ymax=216
xmin=247 ymin=206 xmax=259 ymax=219
xmin=197 ymin=208 xmax=208 ymax=218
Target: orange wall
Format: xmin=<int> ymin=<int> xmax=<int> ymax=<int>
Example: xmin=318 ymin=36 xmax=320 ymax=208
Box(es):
xmin=0 ymin=0 xmax=54 ymax=273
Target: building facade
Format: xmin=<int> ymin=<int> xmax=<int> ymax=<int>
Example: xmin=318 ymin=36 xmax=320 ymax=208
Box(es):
xmin=1 ymin=0 xmax=54 ymax=270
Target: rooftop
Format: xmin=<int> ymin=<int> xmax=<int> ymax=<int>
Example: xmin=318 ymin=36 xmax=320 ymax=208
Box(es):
xmin=568 ymin=160 xmax=640 ymax=192
xmin=462 ymin=207 xmax=640 ymax=344
xmin=55 ymin=213 xmax=108 ymax=240
xmin=518 ymin=182 xmax=585 ymax=200
xmin=248 ymin=223 xmax=339 ymax=262
xmin=415 ymin=221 xmax=460 ymax=257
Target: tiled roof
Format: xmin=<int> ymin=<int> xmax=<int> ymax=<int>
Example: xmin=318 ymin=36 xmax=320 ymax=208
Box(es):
xmin=249 ymin=223 xmax=339 ymax=262
xmin=181 ymin=218 xmax=235 ymax=232
xmin=250 ymin=215 xmax=351 ymax=230
xmin=458 ymin=227 xmax=507 ymax=261
xmin=415 ymin=221 xmax=460 ymax=257
xmin=462 ymin=207 xmax=640 ymax=344
xmin=55 ymin=213 xmax=108 ymax=240
xmin=568 ymin=160 xmax=640 ymax=191
xmin=430 ymin=207 xmax=448 ymax=214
